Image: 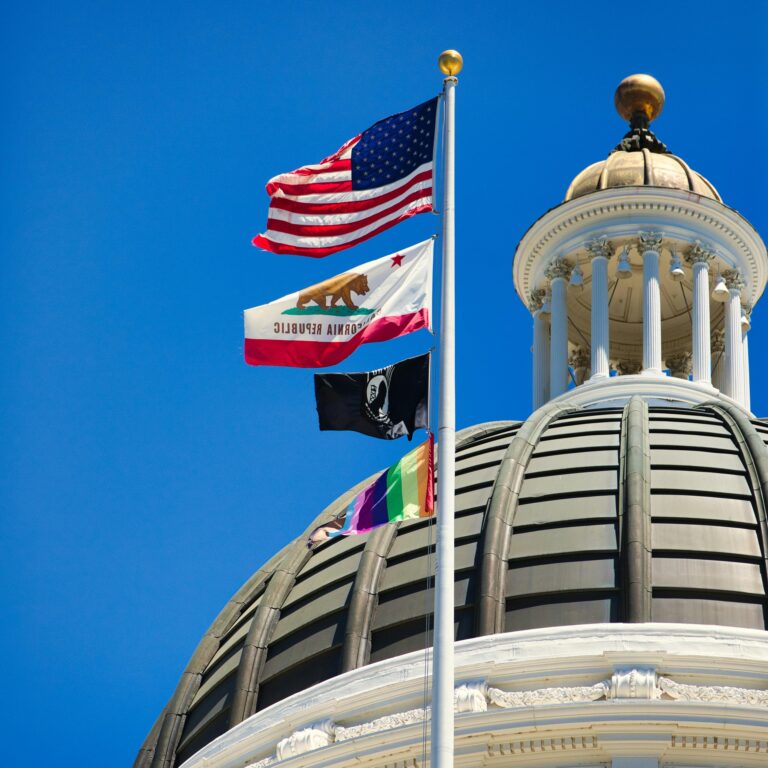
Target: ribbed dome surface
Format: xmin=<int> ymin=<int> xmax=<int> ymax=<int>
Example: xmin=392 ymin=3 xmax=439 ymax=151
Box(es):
xmin=137 ymin=397 xmax=768 ymax=768
xmin=564 ymin=149 xmax=721 ymax=202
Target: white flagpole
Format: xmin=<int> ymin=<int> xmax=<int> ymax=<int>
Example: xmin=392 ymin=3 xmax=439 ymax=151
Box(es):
xmin=432 ymin=48 xmax=462 ymax=768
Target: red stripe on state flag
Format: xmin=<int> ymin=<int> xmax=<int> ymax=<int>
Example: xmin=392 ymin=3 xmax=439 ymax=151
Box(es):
xmin=244 ymin=309 xmax=430 ymax=367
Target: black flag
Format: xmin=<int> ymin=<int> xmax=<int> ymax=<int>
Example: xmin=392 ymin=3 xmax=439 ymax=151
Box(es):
xmin=314 ymin=353 xmax=430 ymax=440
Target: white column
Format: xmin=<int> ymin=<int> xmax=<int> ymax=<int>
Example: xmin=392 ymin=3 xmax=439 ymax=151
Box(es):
xmin=639 ymin=232 xmax=663 ymax=375
xmin=722 ymin=269 xmax=744 ymax=403
xmin=586 ymin=236 xmax=612 ymax=378
xmin=742 ymin=305 xmax=751 ymax=411
xmin=743 ymin=330 xmax=751 ymax=412
xmin=686 ymin=242 xmax=714 ymax=384
xmin=530 ymin=288 xmax=550 ymax=409
xmin=545 ymin=257 xmax=572 ymax=398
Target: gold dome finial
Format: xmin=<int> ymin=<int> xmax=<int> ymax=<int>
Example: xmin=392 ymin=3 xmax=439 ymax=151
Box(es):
xmin=438 ymin=50 xmax=463 ymax=76
xmin=615 ymin=74 xmax=665 ymax=123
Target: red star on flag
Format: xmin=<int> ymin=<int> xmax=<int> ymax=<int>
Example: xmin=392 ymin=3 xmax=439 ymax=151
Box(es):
xmin=391 ymin=253 xmax=405 ymax=267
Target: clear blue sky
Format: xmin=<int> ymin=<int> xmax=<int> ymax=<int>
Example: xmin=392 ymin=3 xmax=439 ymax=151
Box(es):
xmin=2 ymin=2 xmax=766 ymax=765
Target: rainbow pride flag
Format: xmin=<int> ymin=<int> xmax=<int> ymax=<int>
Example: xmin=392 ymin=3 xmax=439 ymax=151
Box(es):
xmin=312 ymin=436 xmax=434 ymax=543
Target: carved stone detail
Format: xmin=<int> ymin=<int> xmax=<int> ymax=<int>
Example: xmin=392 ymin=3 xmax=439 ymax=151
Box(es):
xmin=544 ymin=256 xmax=573 ymax=282
xmin=659 ymin=676 xmax=768 ymax=706
xmin=723 ymin=267 xmax=745 ymax=290
xmin=711 ymin=328 xmax=725 ymax=354
xmin=671 ymin=734 xmax=768 ymax=752
xmin=666 ymin=351 xmax=692 ymax=380
xmin=335 ymin=708 xmax=427 ymax=741
xmin=488 ymin=735 xmax=598 ymax=757
xmin=276 ymin=721 xmax=335 ymax=760
xmin=586 ymin=235 xmax=613 ymax=261
xmin=685 ymin=239 xmax=715 ymax=265
xmin=609 ymin=668 xmax=659 ymax=699
xmin=246 ymin=673 xmax=768 ymax=768
xmin=569 ymin=346 xmax=591 ymax=385
xmin=529 ymin=288 xmax=547 ymax=312
xmin=516 ymin=196 xmax=761 ymax=306
xmin=638 ymin=230 xmax=663 ymax=253
xmin=247 ymin=757 xmax=275 ymax=768
xmin=616 ymin=360 xmax=642 ymax=376
xmin=486 ymin=681 xmax=609 ymax=708
xmin=454 ymin=681 xmax=488 ymax=713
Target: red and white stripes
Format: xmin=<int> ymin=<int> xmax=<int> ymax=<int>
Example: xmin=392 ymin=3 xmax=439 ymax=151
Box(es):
xmin=253 ymin=137 xmax=433 ymax=258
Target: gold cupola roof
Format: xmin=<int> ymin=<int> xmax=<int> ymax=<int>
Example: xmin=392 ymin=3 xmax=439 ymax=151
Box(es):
xmin=564 ymin=74 xmax=721 ymax=202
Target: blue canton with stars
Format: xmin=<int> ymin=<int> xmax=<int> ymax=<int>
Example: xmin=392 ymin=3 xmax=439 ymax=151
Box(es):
xmin=351 ymin=97 xmax=438 ymax=190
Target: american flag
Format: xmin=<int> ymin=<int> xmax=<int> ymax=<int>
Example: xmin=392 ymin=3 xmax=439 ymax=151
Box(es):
xmin=253 ymin=97 xmax=439 ymax=258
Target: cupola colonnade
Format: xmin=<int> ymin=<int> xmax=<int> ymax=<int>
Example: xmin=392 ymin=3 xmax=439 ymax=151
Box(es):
xmin=529 ymin=232 xmax=753 ymax=411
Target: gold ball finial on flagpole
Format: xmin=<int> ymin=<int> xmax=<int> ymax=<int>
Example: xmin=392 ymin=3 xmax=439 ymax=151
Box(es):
xmin=438 ymin=50 xmax=463 ymax=76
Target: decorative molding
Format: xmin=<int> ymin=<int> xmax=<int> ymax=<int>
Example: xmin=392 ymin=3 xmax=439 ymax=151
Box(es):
xmin=454 ymin=681 xmax=488 ymax=713
xmin=659 ymin=676 xmax=768 ymax=706
xmin=610 ymin=668 xmax=658 ymax=699
xmin=670 ymin=734 xmax=768 ymax=752
xmin=638 ymin=230 xmax=663 ymax=253
xmin=335 ymin=708 xmax=427 ymax=741
xmin=512 ymin=187 xmax=767 ymax=311
xmin=488 ymin=735 xmax=599 ymax=757
xmin=569 ymin=346 xmax=591 ymax=385
xmin=275 ymin=721 xmax=335 ymax=760
xmin=616 ymin=360 xmax=642 ymax=376
xmin=586 ymin=235 xmax=613 ymax=261
xmin=487 ymin=681 xmax=609 ymax=708
xmin=685 ymin=239 xmax=715 ymax=265
xmin=241 ymin=670 xmax=768 ymax=768
xmin=666 ymin=351 xmax=692 ymax=379
xmin=544 ymin=256 xmax=573 ymax=281
xmin=529 ymin=287 xmax=547 ymax=312
xmin=712 ymin=328 xmax=726 ymax=353
xmin=724 ymin=267 xmax=745 ymax=290
xmin=247 ymin=757 xmax=275 ymax=768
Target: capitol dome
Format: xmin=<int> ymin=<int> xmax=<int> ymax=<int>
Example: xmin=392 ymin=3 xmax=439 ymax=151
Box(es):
xmin=138 ymin=76 xmax=768 ymax=768
xmin=137 ymin=399 xmax=768 ymax=768
xmin=564 ymin=75 xmax=721 ymax=202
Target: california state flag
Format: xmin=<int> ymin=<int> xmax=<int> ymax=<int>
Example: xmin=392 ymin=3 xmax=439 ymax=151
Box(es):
xmin=244 ymin=239 xmax=433 ymax=367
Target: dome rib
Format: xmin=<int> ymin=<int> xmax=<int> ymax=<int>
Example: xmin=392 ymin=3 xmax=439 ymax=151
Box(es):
xmin=706 ymin=401 xmax=768 ymax=581
xmin=228 ymin=541 xmax=312 ymax=730
xmin=622 ymin=396 xmax=653 ymax=622
xmin=341 ymin=523 xmax=399 ymax=671
xmin=145 ymin=559 xmax=278 ymax=768
xmin=477 ymin=400 xmax=576 ymax=635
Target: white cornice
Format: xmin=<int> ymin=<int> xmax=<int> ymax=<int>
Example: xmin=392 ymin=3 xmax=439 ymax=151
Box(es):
xmin=545 ymin=373 xmax=750 ymax=414
xmin=181 ymin=624 xmax=768 ymax=768
xmin=513 ymin=186 xmax=767 ymax=309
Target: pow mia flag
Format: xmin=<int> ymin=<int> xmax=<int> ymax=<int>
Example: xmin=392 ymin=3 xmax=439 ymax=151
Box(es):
xmin=314 ymin=353 xmax=430 ymax=440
